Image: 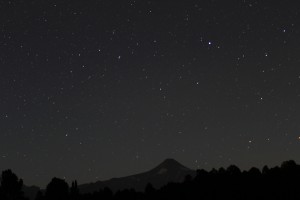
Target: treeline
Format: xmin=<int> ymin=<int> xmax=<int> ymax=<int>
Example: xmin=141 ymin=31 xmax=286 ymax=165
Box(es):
xmin=1 ymin=160 xmax=300 ymax=200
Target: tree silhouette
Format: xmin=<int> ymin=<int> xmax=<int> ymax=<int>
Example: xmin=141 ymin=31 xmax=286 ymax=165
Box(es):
xmin=226 ymin=165 xmax=241 ymax=176
xmin=70 ymin=180 xmax=79 ymax=198
xmin=0 ymin=169 xmax=25 ymax=200
xmin=145 ymin=183 xmax=155 ymax=195
xmin=45 ymin=178 xmax=69 ymax=200
xmin=2 ymin=160 xmax=300 ymax=200
xmin=34 ymin=191 xmax=44 ymax=200
xmin=102 ymin=187 xmax=113 ymax=200
xmin=248 ymin=167 xmax=261 ymax=176
xmin=281 ymin=160 xmax=297 ymax=169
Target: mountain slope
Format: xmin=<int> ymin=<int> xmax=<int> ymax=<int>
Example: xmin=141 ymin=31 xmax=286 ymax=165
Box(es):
xmin=79 ymin=158 xmax=196 ymax=193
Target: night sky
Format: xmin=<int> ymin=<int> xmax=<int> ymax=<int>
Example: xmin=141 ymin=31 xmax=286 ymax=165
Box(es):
xmin=1 ymin=0 xmax=300 ymax=187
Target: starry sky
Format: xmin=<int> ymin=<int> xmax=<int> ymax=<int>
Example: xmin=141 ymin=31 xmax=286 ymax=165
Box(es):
xmin=1 ymin=0 xmax=300 ymax=187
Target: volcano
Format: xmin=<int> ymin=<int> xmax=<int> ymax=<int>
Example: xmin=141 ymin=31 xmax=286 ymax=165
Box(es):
xmin=78 ymin=158 xmax=196 ymax=193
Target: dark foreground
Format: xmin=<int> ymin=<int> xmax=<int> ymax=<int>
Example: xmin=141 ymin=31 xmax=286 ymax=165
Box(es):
xmin=1 ymin=160 xmax=300 ymax=200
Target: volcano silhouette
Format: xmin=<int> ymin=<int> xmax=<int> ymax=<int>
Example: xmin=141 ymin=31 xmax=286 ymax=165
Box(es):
xmin=79 ymin=158 xmax=196 ymax=193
